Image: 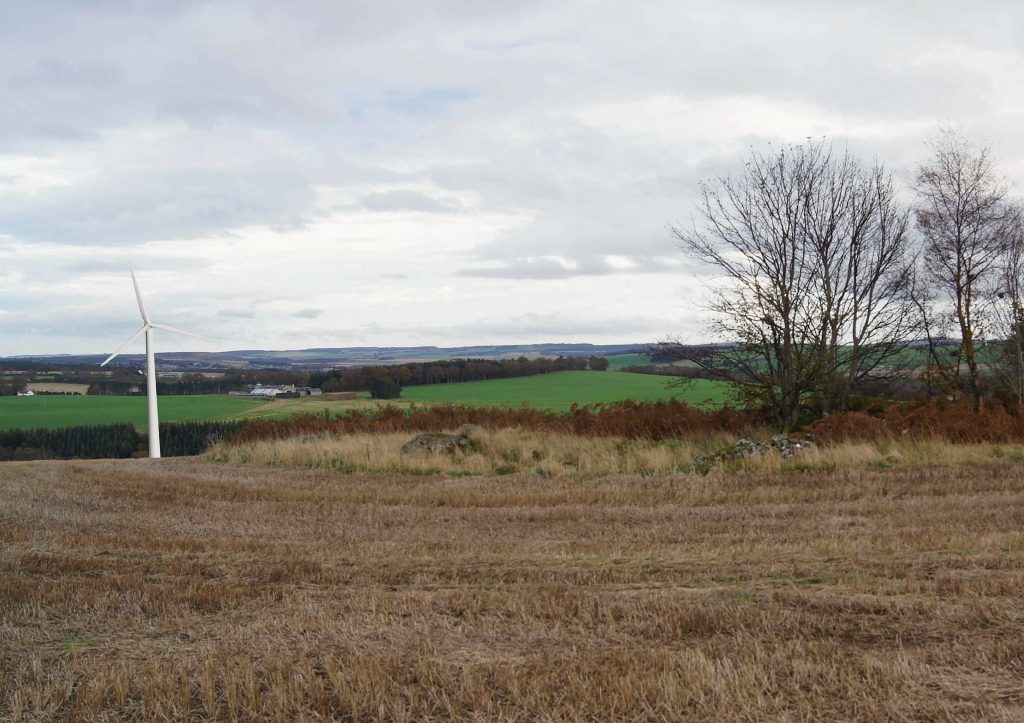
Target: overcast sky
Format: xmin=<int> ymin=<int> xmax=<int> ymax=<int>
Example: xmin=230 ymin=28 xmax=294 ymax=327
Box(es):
xmin=2 ymin=0 xmax=1023 ymax=355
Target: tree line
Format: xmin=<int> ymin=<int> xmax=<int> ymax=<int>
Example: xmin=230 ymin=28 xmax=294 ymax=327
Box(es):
xmin=664 ymin=129 xmax=1024 ymax=428
xmin=86 ymin=369 xmax=308 ymax=396
xmin=0 ymin=420 xmax=246 ymax=461
xmin=0 ymin=376 xmax=28 ymax=396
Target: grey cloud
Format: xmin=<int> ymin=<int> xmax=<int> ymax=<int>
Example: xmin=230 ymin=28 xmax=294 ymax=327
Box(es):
xmin=9 ymin=57 xmax=121 ymax=89
xmin=299 ymin=313 xmax=666 ymax=344
xmin=218 ymin=308 xmax=256 ymax=319
xmin=408 ymin=312 xmax=668 ymax=340
xmin=465 ymin=206 xmax=690 ymax=265
xmin=359 ymin=189 xmax=460 ymax=213
xmin=3 ymin=0 xmax=1024 ymax=355
xmin=293 ymin=308 xmax=323 ymax=319
xmin=459 ymin=257 xmax=584 ymax=280
xmin=278 ymin=327 xmax=361 ymax=343
xmin=0 ymin=137 xmax=391 ymax=244
xmin=385 ymin=87 xmax=478 ymax=115
xmin=57 ymin=255 xmax=214 ymax=275
xmin=458 ymin=255 xmax=678 ymax=280
xmin=1 ymin=0 xmax=1016 ymax=248
xmin=0 ymin=179 xmax=312 ymax=245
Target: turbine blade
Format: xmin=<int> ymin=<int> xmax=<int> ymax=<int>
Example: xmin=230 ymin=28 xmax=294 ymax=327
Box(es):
xmin=100 ymin=324 xmax=148 ymax=366
xmin=130 ymin=268 xmax=150 ymax=324
xmin=150 ymin=323 xmax=205 ymax=341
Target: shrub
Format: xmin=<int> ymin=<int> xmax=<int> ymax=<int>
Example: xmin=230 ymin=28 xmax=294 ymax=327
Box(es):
xmin=159 ymin=421 xmax=247 ymax=456
xmin=368 ymin=379 xmax=402 ymax=399
xmin=808 ymin=398 xmax=1024 ymax=444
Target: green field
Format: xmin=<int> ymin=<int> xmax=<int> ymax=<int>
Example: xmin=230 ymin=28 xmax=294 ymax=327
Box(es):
xmin=605 ymin=353 xmax=651 ymax=369
xmin=0 ymin=395 xmax=261 ymax=432
xmin=0 ymin=372 xmax=733 ymax=430
xmin=232 ymin=371 xmax=730 ymax=418
xmin=400 ymin=370 xmax=731 ymax=411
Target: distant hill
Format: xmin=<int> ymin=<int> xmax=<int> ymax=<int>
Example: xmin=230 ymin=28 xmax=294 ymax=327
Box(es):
xmin=5 ymin=343 xmax=651 ymax=372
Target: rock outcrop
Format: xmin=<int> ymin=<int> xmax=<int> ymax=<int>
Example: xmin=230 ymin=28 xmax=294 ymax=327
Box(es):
xmin=400 ymin=424 xmax=482 ymax=455
xmin=694 ymin=434 xmax=814 ymax=471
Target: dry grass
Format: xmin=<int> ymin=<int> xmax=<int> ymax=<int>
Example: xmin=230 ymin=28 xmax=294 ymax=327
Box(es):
xmin=210 ymin=429 xmax=732 ymax=477
xmin=2 ymin=451 xmax=1024 ymax=720
xmin=209 ymin=427 xmax=1024 ymax=477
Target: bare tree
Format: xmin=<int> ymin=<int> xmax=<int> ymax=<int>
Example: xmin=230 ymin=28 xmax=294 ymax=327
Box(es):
xmin=914 ymin=129 xmax=1015 ymax=411
xmin=670 ymin=141 xmax=917 ymax=429
xmin=988 ymin=210 xmax=1024 ymax=404
xmin=908 ymin=265 xmax=959 ymax=399
xmin=807 ymin=159 xmax=919 ymax=412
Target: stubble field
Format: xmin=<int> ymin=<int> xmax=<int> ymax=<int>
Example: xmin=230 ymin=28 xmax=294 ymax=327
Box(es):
xmin=2 ymin=451 xmax=1024 ymax=720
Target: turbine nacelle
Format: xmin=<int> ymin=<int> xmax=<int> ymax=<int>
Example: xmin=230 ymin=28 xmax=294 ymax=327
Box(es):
xmin=100 ymin=322 xmax=202 ymax=367
xmin=100 ymin=270 xmax=202 ymax=368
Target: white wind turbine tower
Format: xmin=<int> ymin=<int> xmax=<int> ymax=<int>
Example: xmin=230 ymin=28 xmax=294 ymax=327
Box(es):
xmin=101 ymin=270 xmax=201 ymax=458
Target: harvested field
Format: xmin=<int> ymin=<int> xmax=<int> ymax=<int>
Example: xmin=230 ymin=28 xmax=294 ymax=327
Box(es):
xmin=25 ymin=383 xmax=90 ymax=395
xmin=2 ymin=455 xmax=1024 ymax=720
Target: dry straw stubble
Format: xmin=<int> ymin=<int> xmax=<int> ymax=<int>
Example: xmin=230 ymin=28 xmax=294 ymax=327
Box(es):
xmin=2 ymin=443 xmax=1024 ymax=720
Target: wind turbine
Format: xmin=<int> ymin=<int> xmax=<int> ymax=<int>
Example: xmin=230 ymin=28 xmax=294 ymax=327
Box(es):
xmin=101 ymin=270 xmax=200 ymax=458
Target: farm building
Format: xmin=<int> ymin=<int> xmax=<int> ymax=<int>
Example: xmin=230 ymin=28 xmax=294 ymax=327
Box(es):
xmin=231 ymin=385 xmax=323 ymax=398
xmin=248 ymin=384 xmax=295 ymax=397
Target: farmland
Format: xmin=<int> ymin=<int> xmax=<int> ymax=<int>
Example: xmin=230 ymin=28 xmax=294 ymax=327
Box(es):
xmin=0 ymin=394 xmax=260 ymax=431
xmin=399 ymin=370 xmax=729 ymax=411
xmin=2 ymin=449 xmax=1023 ymax=720
xmin=0 ymin=371 xmax=730 ymax=430
xmin=605 ymin=353 xmax=653 ymax=369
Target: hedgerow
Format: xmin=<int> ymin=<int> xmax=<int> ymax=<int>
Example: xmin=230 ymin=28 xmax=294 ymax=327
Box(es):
xmin=224 ymin=400 xmax=763 ymax=444
xmin=809 ymin=398 xmax=1024 ymax=444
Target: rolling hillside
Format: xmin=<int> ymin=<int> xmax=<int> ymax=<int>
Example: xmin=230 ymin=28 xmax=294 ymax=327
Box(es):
xmin=0 ymin=371 xmax=732 ymax=430
xmin=399 ymin=370 xmax=730 ymax=411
